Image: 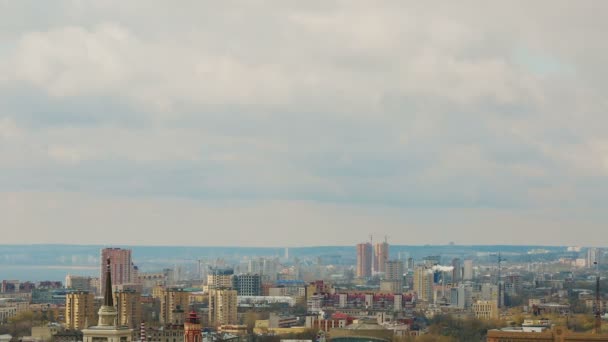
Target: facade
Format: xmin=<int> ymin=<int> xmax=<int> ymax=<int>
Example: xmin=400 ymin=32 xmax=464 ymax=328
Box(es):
xmin=207 ymin=268 xmax=234 ymax=289
xmin=587 ymin=247 xmax=603 ymax=268
xmin=100 ymin=248 xmax=134 ymax=296
xmin=114 ymin=289 xmax=142 ymax=329
xmin=160 ymin=288 xmax=190 ymax=325
xmin=183 ymin=311 xmax=202 ymax=342
xmin=356 ymin=243 xmax=373 ymax=278
xmin=208 ymin=288 xmax=237 ymax=326
xmin=463 ymin=259 xmax=473 ymax=281
xmin=451 ymin=258 xmax=461 ymax=283
xmin=413 ymin=267 xmax=433 ymax=303
xmin=82 ymin=259 xmax=132 ymax=342
xmin=384 ymin=260 xmax=404 ymax=292
xmin=233 ymin=274 xmax=261 ymax=296
xmin=373 ymin=242 xmax=389 ymax=274
xmin=65 ymin=291 xmax=96 ymax=330
xmin=65 ymin=276 xmax=93 ymax=292
xmin=487 ymin=326 xmax=608 ymax=341
xmin=472 ymin=300 xmax=498 ymax=320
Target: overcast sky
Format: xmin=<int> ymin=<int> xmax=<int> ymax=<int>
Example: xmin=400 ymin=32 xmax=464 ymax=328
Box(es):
xmin=1 ymin=1 xmax=607 ymax=247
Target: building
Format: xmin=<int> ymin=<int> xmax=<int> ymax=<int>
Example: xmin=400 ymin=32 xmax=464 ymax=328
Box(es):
xmin=463 ymin=259 xmax=473 ymax=281
xmin=356 ymin=243 xmax=373 ymax=278
xmin=413 ymin=267 xmax=433 ymax=303
xmin=472 ymin=300 xmax=498 ymax=320
xmin=100 ymin=248 xmax=134 ymax=296
xmin=183 ymin=311 xmax=202 ymax=342
xmin=384 ymin=260 xmax=404 ymax=292
xmin=329 ymin=320 xmax=392 ymax=342
xmin=65 ymin=276 xmax=93 ymax=292
xmin=207 ymin=268 xmax=234 ymax=289
xmin=208 ymin=288 xmax=237 ymax=326
xmin=233 ymin=274 xmax=261 ymax=296
xmin=374 ymin=241 xmax=389 ymax=274
xmin=451 ymin=258 xmax=461 ymax=283
xmin=487 ymin=326 xmax=608 ymax=341
xmin=587 ymin=248 xmax=603 ymax=268
xmin=114 ymin=289 xmax=141 ymax=329
xmin=82 ymin=259 xmax=132 ymax=342
xmin=160 ymin=288 xmax=190 ymax=325
xmin=65 ymin=291 xmax=96 ymax=330
xmin=450 ymin=284 xmax=472 ymax=309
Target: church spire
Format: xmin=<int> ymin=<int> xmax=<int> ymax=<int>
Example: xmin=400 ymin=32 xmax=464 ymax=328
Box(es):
xmin=104 ymin=258 xmax=114 ymax=307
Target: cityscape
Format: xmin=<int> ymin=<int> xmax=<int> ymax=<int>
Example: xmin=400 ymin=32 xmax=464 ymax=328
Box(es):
xmin=2 ymin=1 xmax=608 ymax=342
xmin=0 ymin=242 xmax=607 ymax=341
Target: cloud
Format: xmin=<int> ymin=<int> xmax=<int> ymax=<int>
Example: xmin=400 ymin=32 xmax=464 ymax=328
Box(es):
xmin=0 ymin=1 xmax=607 ymax=245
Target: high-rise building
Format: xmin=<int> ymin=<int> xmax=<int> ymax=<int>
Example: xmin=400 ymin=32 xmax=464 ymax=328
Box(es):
xmin=413 ymin=266 xmax=433 ymax=303
xmin=451 ymin=258 xmax=461 ymax=283
xmin=450 ymin=284 xmax=472 ymax=309
xmin=114 ymin=289 xmax=141 ymax=329
xmin=381 ymin=260 xmax=404 ymax=293
xmin=82 ymin=258 xmax=132 ymax=342
xmin=208 ymin=288 xmax=237 ymax=326
xmin=184 ymin=311 xmax=202 ymax=342
xmin=463 ymin=259 xmax=473 ymax=281
xmin=385 ymin=260 xmax=404 ymax=281
xmin=233 ymin=274 xmax=262 ymax=296
xmin=160 ymin=288 xmax=190 ymax=325
xmin=65 ymin=291 xmax=96 ymax=330
xmin=356 ymin=243 xmax=372 ymax=278
xmin=66 ymin=275 xmax=93 ymax=292
xmin=587 ymin=248 xmax=603 ymax=268
xmin=406 ymin=257 xmax=414 ymax=270
xmin=207 ymin=268 xmax=234 ymax=289
xmin=100 ymin=248 xmax=134 ymax=295
xmin=373 ymin=241 xmax=389 ymax=273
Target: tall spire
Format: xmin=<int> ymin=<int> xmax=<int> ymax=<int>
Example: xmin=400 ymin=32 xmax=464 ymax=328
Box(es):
xmin=104 ymin=258 xmax=114 ymax=307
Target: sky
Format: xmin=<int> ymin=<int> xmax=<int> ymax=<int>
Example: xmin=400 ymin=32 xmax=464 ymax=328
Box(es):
xmin=1 ymin=1 xmax=607 ymax=247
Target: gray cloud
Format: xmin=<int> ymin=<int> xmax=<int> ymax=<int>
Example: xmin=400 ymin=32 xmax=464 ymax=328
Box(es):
xmin=1 ymin=1 xmax=607 ymax=245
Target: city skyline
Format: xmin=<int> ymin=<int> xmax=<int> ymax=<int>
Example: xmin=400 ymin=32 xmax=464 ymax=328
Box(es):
xmin=2 ymin=1 xmax=608 ymax=246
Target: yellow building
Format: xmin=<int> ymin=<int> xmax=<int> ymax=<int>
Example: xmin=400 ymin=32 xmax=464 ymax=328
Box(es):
xmin=160 ymin=288 xmax=190 ymax=324
xmin=113 ymin=289 xmax=141 ymax=329
xmin=413 ymin=267 xmax=433 ymax=303
xmin=487 ymin=326 xmax=608 ymax=341
xmin=65 ymin=291 xmax=96 ymax=330
xmin=208 ymin=288 xmax=237 ymax=326
xmin=472 ymin=300 xmax=498 ymax=320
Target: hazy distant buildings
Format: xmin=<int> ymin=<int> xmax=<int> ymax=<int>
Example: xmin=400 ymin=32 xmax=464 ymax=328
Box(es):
xmin=100 ymin=248 xmax=135 ymax=295
xmin=451 ymin=258 xmax=461 ymax=283
xmin=356 ymin=243 xmax=372 ymax=278
xmin=463 ymin=259 xmax=473 ymax=281
xmin=587 ymin=248 xmax=603 ymax=268
xmin=65 ymin=291 xmax=96 ymax=330
xmin=373 ymin=241 xmax=389 ymax=273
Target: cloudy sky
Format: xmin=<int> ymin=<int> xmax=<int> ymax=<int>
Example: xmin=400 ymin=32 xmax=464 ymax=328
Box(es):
xmin=1 ymin=1 xmax=607 ymax=247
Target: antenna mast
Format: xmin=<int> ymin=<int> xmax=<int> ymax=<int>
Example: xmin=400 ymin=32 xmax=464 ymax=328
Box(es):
xmin=595 ymin=261 xmax=601 ymax=334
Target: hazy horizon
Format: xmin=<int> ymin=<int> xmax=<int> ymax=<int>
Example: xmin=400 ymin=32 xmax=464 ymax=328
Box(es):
xmin=2 ymin=1 xmax=607 ymax=247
